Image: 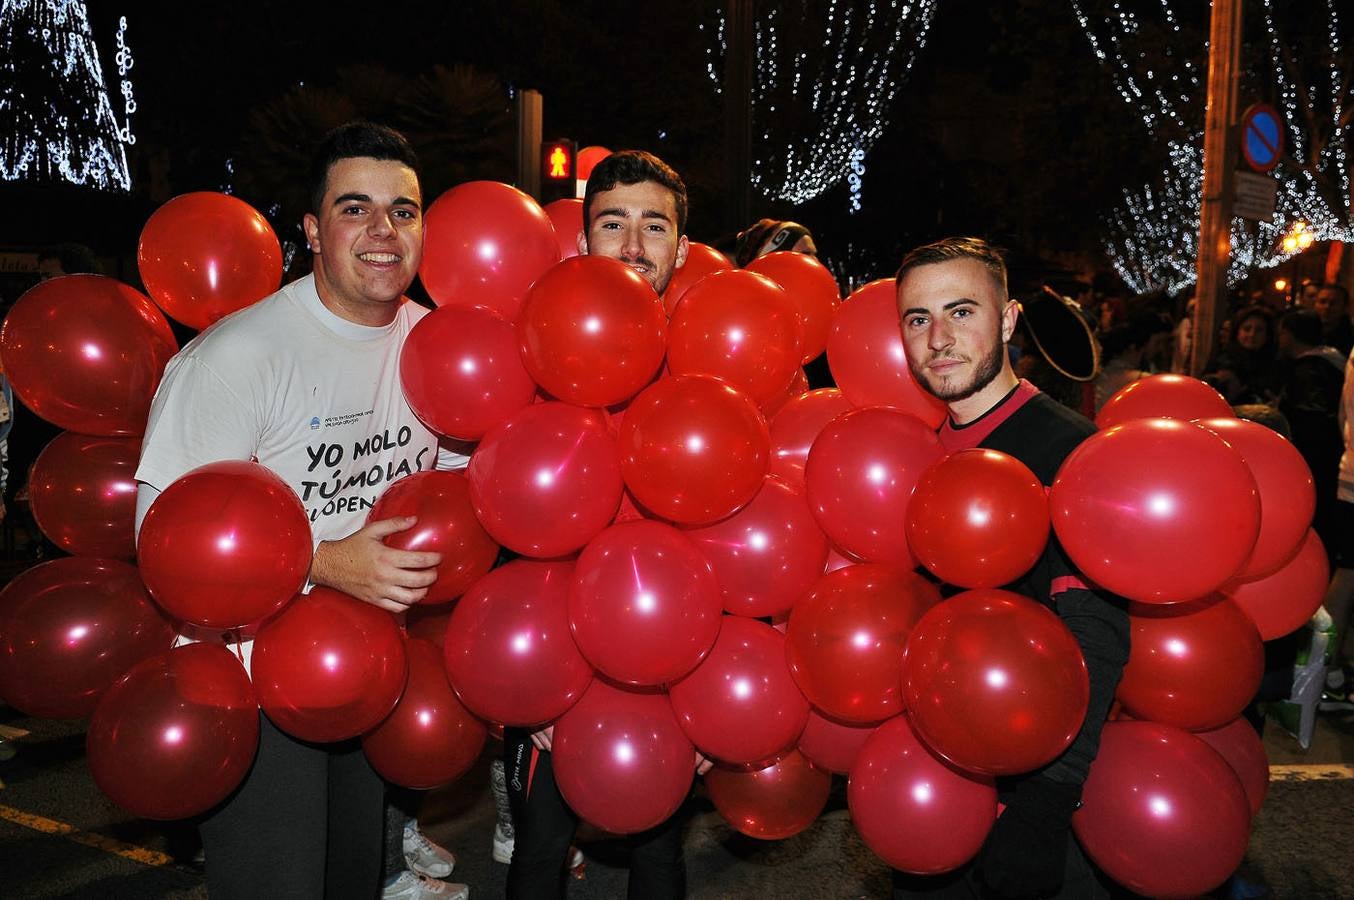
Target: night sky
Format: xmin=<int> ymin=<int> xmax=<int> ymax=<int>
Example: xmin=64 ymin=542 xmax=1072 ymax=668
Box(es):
xmin=8 ymin=1 xmax=1228 ymax=292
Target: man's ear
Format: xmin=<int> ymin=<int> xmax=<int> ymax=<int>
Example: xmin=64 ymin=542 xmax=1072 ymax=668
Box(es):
xmin=576 ymin=229 xmax=588 ymax=256
xmin=1002 ymin=298 xmax=1020 ymax=343
xmin=303 ymin=213 xmax=320 ymax=254
xmin=674 ymin=234 xmax=689 ymax=270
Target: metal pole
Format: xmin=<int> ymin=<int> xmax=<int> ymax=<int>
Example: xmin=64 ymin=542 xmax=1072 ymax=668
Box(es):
xmin=724 ymin=0 xmax=753 ymax=235
xmin=515 ymin=89 xmax=543 ymax=201
xmin=1191 ymin=0 xmax=1243 ymax=376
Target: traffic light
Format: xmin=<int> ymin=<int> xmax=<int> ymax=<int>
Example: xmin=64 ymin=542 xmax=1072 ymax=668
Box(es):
xmin=540 ymin=139 xmax=576 ymax=201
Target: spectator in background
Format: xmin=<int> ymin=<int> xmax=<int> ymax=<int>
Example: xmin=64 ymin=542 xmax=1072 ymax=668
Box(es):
xmin=1315 ymin=283 xmax=1353 ymax=356
xmin=1321 ymin=338 xmax=1354 ymax=710
xmin=1203 ymin=305 xmax=1278 ymax=405
xmin=36 ymin=242 xmax=99 ymax=280
xmin=732 ymin=218 xmax=817 ymax=268
xmin=1276 ymin=309 xmax=1345 ymax=552
xmin=1299 ymin=278 xmax=1321 ymax=310
xmin=1172 ymin=296 xmax=1196 ymax=374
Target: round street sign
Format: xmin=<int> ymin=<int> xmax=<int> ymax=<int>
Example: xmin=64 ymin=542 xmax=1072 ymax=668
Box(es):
xmin=1241 ymin=103 xmax=1284 ymax=173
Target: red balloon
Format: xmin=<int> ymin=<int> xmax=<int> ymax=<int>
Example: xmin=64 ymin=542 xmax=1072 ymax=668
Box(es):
xmin=797 ymin=709 xmax=880 ymax=774
xmin=420 ymin=181 xmax=560 ymax=319
xmin=804 ymin=407 xmax=944 ymax=566
xmin=0 ymin=558 xmax=175 ymax=718
xmin=444 ymin=560 xmax=593 ymax=727
xmin=848 ymin=715 xmax=996 ymax=875
xmin=569 ymin=520 xmax=723 ymax=685
xmin=400 ymin=304 xmax=537 ymax=440
xmin=367 ymin=470 xmax=499 ymax=604
xmin=468 ymin=402 xmax=622 ymax=557
xmin=137 ymin=192 xmax=283 ymax=330
xmin=825 ymin=279 xmax=947 ymax=427
xmin=1096 ymin=373 xmax=1234 ymax=429
xmin=88 ymin=643 xmax=259 ymax=820
xmin=706 ymin=749 xmax=831 ymax=840
xmin=1225 ymin=528 xmax=1328 ymax=640
xmin=29 ymin=433 xmax=140 ymax=558
xmin=576 ymin=145 xmax=612 ymax=182
xmin=684 ymin=476 xmax=829 ymax=618
xmin=662 ymin=242 xmax=732 ymax=316
xmin=768 ymin=388 xmax=853 ymax=491
xmin=667 ymin=269 xmax=803 ymax=406
xmin=519 ymin=256 xmax=667 ymax=407
xmin=747 ymin=251 xmax=841 ymax=363
xmin=1195 ymin=716 xmax=1269 ymax=816
xmin=552 ymin=679 xmax=694 ymax=834
xmin=902 ymin=589 xmax=1090 ymax=775
xmin=1050 ymin=418 xmax=1261 ymax=603
xmin=0 ymin=275 xmax=177 ymax=435
xmin=138 ymin=460 xmax=312 ymax=629
xmin=906 ymin=449 xmax=1050 ymax=589
xmin=362 ymin=638 xmax=488 ymax=789
xmin=619 ymin=375 xmax=770 ymax=525
xmin=1196 ymin=417 xmax=1315 ymax=580
xmin=1073 ymin=721 xmax=1251 ymax=898
xmin=543 ymin=198 xmax=584 ymax=260
xmin=759 ymin=366 xmax=809 ymax=419
xmin=1117 ymin=595 xmax=1263 ymax=731
xmin=252 ymin=587 xmax=408 ymax=742
xmin=787 ymin=563 xmax=940 ymax=723
xmin=669 ymin=616 xmax=809 ymax=764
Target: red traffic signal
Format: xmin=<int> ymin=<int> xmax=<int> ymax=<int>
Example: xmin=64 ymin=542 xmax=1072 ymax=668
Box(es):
xmin=542 ymin=140 xmax=576 ymax=181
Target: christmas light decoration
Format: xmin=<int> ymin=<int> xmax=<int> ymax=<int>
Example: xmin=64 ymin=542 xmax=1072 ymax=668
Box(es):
xmin=702 ymin=1 xmax=937 ymax=205
xmin=1074 ymin=0 xmax=1354 ymax=293
xmin=113 ymin=14 xmax=135 ymax=145
xmin=0 ymin=1 xmax=132 ymax=190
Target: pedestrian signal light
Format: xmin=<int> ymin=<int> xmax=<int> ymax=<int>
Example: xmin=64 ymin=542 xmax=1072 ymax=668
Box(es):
xmin=542 ymin=140 xmax=576 ymax=181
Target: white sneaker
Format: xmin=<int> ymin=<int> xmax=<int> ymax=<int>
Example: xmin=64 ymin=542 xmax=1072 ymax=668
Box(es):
xmin=403 ymin=823 xmax=455 ymax=879
xmin=382 ymin=871 xmax=469 ymax=900
xmin=491 ymin=821 xmax=514 ymax=865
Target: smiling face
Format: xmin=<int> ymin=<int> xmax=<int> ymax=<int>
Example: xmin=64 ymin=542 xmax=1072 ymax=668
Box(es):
xmin=302 ymin=156 xmax=423 ymax=326
xmin=580 ymin=180 xmax=688 ymax=294
xmin=897 ymin=257 xmax=1020 ymax=423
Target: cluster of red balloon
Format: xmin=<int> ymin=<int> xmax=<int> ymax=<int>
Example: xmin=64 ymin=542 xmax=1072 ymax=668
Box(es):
xmin=0 ymin=212 xmax=189 ymax=798
xmin=0 ymin=193 xmax=300 ymax=821
xmin=1046 ymin=373 xmax=1322 ymax=895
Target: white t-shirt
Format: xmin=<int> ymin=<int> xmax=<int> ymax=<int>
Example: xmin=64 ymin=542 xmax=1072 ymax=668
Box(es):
xmin=136 ymin=274 xmax=468 ymax=669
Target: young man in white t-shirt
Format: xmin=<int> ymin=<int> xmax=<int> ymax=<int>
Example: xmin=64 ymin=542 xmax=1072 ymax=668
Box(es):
xmin=136 ymin=122 xmax=465 ymax=900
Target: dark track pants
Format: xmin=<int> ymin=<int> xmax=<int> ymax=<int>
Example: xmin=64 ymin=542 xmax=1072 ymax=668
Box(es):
xmin=198 ymin=712 xmax=384 ymax=900
xmin=503 ymin=727 xmax=686 ymax=900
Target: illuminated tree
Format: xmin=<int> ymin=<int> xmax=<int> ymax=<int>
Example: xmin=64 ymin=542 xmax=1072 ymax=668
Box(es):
xmin=703 ymin=0 xmax=939 ymax=206
xmin=0 ymin=0 xmax=132 ymax=190
xmin=1072 ymin=0 xmax=1354 ymax=293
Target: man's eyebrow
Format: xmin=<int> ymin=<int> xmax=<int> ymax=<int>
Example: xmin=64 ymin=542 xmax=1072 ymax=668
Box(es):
xmin=595 ymin=206 xmax=673 ymax=223
xmin=332 ymin=192 xmax=422 ymax=210
xmin=901 ymin=298 xmax=978 ymax=316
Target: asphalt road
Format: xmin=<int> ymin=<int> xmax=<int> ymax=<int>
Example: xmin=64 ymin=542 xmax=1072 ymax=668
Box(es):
xmin=1 ymin=705 xmax=1352 ymax=899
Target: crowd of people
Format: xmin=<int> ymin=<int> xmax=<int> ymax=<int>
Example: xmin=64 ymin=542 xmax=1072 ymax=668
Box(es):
xmin=5 ymin=117 xmax=1352 ymax=899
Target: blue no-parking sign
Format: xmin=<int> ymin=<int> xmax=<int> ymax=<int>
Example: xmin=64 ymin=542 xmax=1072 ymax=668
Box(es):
xmin=1241 ymin=103 xmax=1284 ymax=173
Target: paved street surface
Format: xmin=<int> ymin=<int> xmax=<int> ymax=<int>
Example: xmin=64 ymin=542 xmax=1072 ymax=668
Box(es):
xmin=1 ymin=703 xmax=1352 ymax=899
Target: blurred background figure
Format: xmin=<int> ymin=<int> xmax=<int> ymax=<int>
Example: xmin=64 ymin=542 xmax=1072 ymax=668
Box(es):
xmin=1203 ymin=305 xmax=1278 ymax=405
xmin=1314 ymin=283 xmax=1352 ymax=356
xmin=732 ymin=218 xmax=817 ymax=267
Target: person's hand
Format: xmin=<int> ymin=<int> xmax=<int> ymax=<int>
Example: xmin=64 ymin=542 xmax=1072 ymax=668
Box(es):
xmin=309 ymin=516 xmax=441 ymax=612
xmin=531 ymin=726 xmax=555 ymax=752
xmin=695 ymin=751 xmax=713 ymax=775
xmin=977 ymin=777 xmax=1081 ymax=899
